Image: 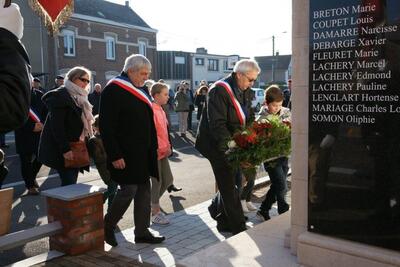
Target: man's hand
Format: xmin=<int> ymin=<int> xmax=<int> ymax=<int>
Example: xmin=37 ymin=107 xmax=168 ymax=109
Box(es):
xmin=33 ymin=122 xmax=43 ymax=132
xmin=112 ymin=158 xmax=126 ymax=169
xmin=63 ymin=151 xmax=74 ymax=160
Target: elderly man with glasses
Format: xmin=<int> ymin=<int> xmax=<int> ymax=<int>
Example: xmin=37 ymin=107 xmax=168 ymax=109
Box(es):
xmin=195 ymin=59 xmax=260 ymax=235
xmin=99 ymin=54 xmax=165 ymax=247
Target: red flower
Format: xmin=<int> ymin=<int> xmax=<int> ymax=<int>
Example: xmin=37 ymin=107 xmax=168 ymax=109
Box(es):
xmin=252 ymin=121 xmax=272 ymax=134
xmin=233 ymin=133 xmax=249 ymax=148
xmin=246 ymin=130 xmax=258 ymax=144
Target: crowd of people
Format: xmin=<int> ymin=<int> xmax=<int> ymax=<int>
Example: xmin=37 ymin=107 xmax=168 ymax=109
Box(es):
xmin=0 ymin=56 xmax=292 ymax=246
xmin=0 ymin=1 xmax=293 ymax=247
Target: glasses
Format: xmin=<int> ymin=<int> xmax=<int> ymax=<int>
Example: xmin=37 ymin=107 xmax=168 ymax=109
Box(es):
xmin=79 ymin=77 xmax=90 ymax=84
xmin=243 ymin=73 xmax=257 ymax=83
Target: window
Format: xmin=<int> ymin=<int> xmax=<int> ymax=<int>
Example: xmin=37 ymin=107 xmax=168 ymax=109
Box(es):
xmin=63 ymin=30 xmax=75 ymax=56
xmin=139 ymin=40 xmax=147 ymax=56
xmin=105 ymin=71 xmax=119 ymax=81
xmin=105 ymin=36 xmax=116 ymax=60
xmin=208 ymin=59 xmax=219 ymax=71
xmin=195 ymin=58 xmax=204 ymax=65
xmin=175 ymin=56 xmax=185 ymax=64
xmin=223 ymin=59 xmax=229 ymax=71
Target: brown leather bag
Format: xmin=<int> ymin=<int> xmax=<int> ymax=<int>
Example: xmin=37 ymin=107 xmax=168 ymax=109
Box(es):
xmin=64 ymin=141 xmax=90 ymax=168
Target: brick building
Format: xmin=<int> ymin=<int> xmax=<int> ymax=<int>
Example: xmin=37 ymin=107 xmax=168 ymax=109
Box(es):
xmin=55 ymin=0 xmax=158 ymax=87
xmin=16 ymin=0 xmax=157 ymax=89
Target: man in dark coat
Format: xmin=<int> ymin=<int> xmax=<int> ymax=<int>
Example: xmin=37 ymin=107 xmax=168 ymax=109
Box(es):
xmin=100 ymin=54 xmax=164 ymax=246
xmin=0 ymin=1 xmax=31 ymax=133
xmin=44 ymin=75 xmax=64 ymax=93
xmin=15 ymin=86 xmax=47 ymax=195
xmin=195 ymin=59 xmax=260 ymax=235
xmin=88 ymin=83 xmax=102 ymax=115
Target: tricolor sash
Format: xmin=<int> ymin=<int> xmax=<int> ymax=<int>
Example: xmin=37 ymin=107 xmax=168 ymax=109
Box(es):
xmin=28 ymin=108 xmax=41 ymax=123
xmin=211 ymin=81 xmax=246 ymax=126
xmin=108 ymin=77 xmax=153 ymax=109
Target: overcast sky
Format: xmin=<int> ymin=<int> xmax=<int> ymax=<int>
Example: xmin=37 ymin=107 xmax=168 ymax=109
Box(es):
xmin=108 ymin=0 xmax=292 ymax=58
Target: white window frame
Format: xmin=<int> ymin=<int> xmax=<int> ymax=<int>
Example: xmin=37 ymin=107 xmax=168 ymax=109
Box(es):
xmin=63 ymin=30 xmax=75 ymax=57
xmin=223 ymin=59 xmax=229 ymax=71
xmin=138 ymin=40 xmax=147 ymax=56
xmin=105 ymin=36 xmax=116 ymax=60
xmin=208 ymin=59 xmax=219 ymax=71
xmin=195 ymin=58 xmax=204 ymax=65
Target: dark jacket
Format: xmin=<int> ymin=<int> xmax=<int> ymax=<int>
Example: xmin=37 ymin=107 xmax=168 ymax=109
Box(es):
xmin=88 ymin=91 xmax=101 ymax=115
xmin=15 ymin=89 xmax=47 ymax=155
xmin=195 ymin=73 xmax=254 ymax=158
xmin=38 ymin=87 xmax=84 ymax=169
xmin=174 ymin=91 xmax=190 ymax=112
xmin=0 ymin=28 xmax=31 ymax=133
xmin=194 ymin=94 xmax=206 ymax=120
xmin=99 ymin=73 xmax=158 ymax=185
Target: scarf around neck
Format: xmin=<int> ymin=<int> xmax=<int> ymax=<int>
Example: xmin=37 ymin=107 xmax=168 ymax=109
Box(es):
xmin=64 ymin=79 xmax=94 ymax=138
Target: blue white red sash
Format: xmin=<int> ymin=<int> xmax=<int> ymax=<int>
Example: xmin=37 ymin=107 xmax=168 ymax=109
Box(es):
xmin=211 ymin=81 xmax=246 ymax=126
xmin=28 ymin=108 xmax=41 ymax=123
xmin=108 ymin=77 xmax=153 ymax=109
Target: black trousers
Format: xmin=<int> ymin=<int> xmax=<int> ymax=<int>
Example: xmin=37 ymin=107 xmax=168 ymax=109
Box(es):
xmin=19 ymin=153 xmax=42 ymax=188
xmin=187 ymin=105 xmax=194 ymax=130
xmin=104 ymin=180 xmax=151 ymax=237
xmin=261 ymin=157 xmax=289 ymax=213
xmin=208 ymin=152 xmax=246 ymax=233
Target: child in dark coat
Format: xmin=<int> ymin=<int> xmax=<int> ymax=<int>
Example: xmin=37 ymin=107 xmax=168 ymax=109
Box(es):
xmin=256 ymin=85 xmax=291 ymax=221
xmin=87 ymin=115 xmax=118 ymax=211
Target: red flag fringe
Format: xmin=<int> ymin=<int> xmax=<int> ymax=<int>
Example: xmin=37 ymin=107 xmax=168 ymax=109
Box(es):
xmin=28 ymin=0 xmax=74 ymax=36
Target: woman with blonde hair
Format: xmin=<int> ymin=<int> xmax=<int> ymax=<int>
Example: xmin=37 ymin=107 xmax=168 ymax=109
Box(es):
xmin=39 ymin=66 xmax=93 ymax=186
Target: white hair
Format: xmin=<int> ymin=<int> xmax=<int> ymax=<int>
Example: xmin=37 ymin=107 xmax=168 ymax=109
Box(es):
xmin=123 ymin=54 xmax=151 ymax=72
xmin=233 ymin=59 xmax=261 ymax=74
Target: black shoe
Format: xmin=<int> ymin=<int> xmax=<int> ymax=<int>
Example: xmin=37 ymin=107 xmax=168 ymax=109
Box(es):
xmin=135 ymin=234 xmax=165 ymax=244
xmin=167 ymin=184 xmax=182 ymax=193
xmin=278 ymin=203 xmax=290 ymax=214
xmin=256 ymin=210 xmax=271 ymax=221
xmin=216 ymin=223 xmax=232 ymax=233
xmin=104 ymin=227 xmax=118 ymax=247
xmin=232 ymin=226 xmax=247 ymax=235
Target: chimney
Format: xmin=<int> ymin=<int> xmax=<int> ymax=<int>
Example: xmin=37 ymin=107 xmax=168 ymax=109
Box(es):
xmin=125 ymin=1 xmax=129 ymax=7
xmin=196 ymin=47 xmax=208 ymax=54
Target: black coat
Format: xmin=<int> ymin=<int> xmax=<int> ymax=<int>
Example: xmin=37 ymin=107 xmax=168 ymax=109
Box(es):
xmin=195 ymin=73 xmax=254 ymax=158
xmin=194 ymin=94 xmax=206 ymax=120
xmin=15 ymin=89 xmax=47 ymax=155
xmin=99 ymin=74 xmax=158 ymax=185
xmin=38 ymin=87 xmax=84 ymax=170
xmin=0 ymin=28 xmax=31 ymax=133
xmin=88 ymin=91 xmax=101 ymax=115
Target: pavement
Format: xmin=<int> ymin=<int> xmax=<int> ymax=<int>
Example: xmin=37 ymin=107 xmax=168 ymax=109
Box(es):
xmin=26 ymin=183 xmax=292 ymax=267
xmin=0 ymin=110 xmax=293 ymax=266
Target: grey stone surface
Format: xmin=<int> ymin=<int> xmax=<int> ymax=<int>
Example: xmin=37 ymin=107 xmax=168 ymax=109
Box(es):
xmin=41 ymin=184 xmax=106 ymax=201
